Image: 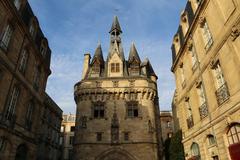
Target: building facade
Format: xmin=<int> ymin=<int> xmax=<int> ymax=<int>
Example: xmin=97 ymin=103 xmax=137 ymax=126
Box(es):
xmin=0 ymin=0 xmax=62 ymax=159
xmin=37 ymin=94 xmax=63 ymax=160
xmin=171 ymin=0 xmax=240 ymax=160
xmin=74 ymin=16 xmax=163 ymax=160
xmin=160 ymin=111 xmax=173 ymax=142
xmin=60 ymin=114 xmax=76 ymax=160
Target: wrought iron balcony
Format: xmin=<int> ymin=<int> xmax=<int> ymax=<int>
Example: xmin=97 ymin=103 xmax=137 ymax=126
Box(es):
xmin=215 ymin=83 xmax=230 ymax=106
xmin=186 ymin=115 xmax=194 ymax=129
xmin=0 ymin=113 xmax=16 ymax=128
xmin=199 ymin=102 xmax=208 ymax=119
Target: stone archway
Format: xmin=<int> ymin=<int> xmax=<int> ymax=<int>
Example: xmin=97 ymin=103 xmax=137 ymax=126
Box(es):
xmin=15 ymin=144 xmax=28 ymax=160
xmin=96 ymin=148 xmax=138 ymax=160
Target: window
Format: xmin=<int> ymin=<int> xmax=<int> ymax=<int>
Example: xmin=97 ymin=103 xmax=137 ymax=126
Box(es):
xmin=207 ymin=135 xmax=216 ymax=146
xmin=70 ymin=126 xmax=75 ymax=132
xmin=185 ymin=98 xmax=194 ymax=129
xmin=124 ymin=132 xmax=129 ymax=141
xmin=5 ymin=86 xmax=20 ymax=120
xmin=68 ymin=149 xmax=73 ymax=160
xmin=96 ymin=132 xmax=102 ymax=141
xmin=69 ymin=136 xmax=74 ymax=145
xmin=212 ymin=62 xmax=225 ymax=89
xmin=179 ymin=63 xmax=186 ymax=88
xmin=60 ymin=125 xmax=65 ymax=132
xmin=197 ymin=83 xmax=206 ymax=106
xmin=191 ymin=143 xmax=201 ymax=159
xmin=111 ymin=63 xmax=120 ymax=73
xmin=197 ymin=83 xmax=208 ymax=119
xmin=130 ymin=62 xmax=140 ymax=75
xmin=18 ymin=49 xmax=28 ymax=73
xmin=93 ymin=103 xmax=104 ymax=118
xmin=40 ymin=41 xmax=47 ymax=57
xmin=127 ymin=102 xmax=138 ymax=118
xmin=0 ymin=138 xmax=6 ymax=152
xmin=29 ymin=21 xmax=36 ymax=38
xmin=0 ymin=24 xmax=13 ymax=51
xmin=189 ymin=43 xmax=198 ymax=72
xmin=167 ymin=121 xmax=171 ymax=128
xmin=92 ymin=63 xmax=100 ymax=73
xmin=201 ymin=20 xmax=213 ymax=50
xmin=13 ymin=0 xmax=21 ymax=10
xmin=33 ymin=65 xmax=40 ymax=90
xmin=227 ymin=124 xmax=240 ymax=145
xmin=25 ymin=101 xmax=34 ymax=129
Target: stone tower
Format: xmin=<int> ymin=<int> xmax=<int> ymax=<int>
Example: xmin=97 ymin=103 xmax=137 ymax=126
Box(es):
xmin=74 ymin=16 xmax=162 ymax=160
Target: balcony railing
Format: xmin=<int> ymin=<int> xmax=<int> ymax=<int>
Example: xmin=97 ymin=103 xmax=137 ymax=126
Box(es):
xmin=199 ymin=102 xmax=208 ymax=119
xmin=0 ymin=113 xmax=16 ymax=128
xmin=215 ymin=83 xmax=230 ymax=106
xmin=187 ymin=115 xmax=194 ymax=129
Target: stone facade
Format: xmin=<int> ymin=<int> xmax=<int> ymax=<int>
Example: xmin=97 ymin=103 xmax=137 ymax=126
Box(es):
xmin=0 ymin=0 xmax=62 ymax=159
xmin=37 ymin=94 xmax=63 ymax=160
xmin=171 ymin=0 xmax=240 ymax=160
xmin=61 ymin=114 xmax=76 ymax=160
xmin=74 ymin=16 xmax=163 ymax=160
xmin=160 ymin=111 xmax=173 ymax=142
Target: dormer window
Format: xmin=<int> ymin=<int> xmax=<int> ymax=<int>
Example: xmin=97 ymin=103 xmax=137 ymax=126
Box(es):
xmin=13 ymin=0 xmax=21 ymax=10
xmin=92 ymin=63 xmax=100 ymax=73
xmin=130 ymin=62 xmax=140 ymax=76
xmin=111 ymin=63 xmax=120 ymax=73
xmin=29 ymin=19 xmax=37 ymax=38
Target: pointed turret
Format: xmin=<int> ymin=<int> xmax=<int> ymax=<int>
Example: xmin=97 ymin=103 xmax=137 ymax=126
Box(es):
xmin=109 ymin=16 xmax=122 ymax=33
xmin=141 ymin=58 xmax=158 ymax=81
xmin=91 ymin=43 xmax=104 ymax=64
xmin=128 ymin=43 xmax=141 ymax=63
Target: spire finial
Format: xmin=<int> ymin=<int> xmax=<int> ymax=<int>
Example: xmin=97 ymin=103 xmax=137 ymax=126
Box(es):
xmin=109 ymin=16 xmax=122 ymax=33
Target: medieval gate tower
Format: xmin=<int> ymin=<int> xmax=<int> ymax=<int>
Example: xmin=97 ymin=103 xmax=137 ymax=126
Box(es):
xmin=74 ymin=16 xmax=162 ymax=160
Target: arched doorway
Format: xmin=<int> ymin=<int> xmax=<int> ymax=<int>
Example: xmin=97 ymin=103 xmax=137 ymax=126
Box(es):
xmin=227 ymin=123 xmax=240 ymax=160
xmin=15 ymin=144 xmax=28 ymax=160
xmin=96 ymin=149 xmax=137 ymax=160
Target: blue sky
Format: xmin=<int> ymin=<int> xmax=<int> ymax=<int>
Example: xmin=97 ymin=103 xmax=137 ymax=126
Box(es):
xmin=28 ymin=0 xmax=186 ymax=114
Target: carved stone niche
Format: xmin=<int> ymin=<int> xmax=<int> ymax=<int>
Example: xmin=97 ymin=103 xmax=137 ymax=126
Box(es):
xmin=231 ymin=24 xmax=240 ymax=41
xmin=198 ymin=16 xmax=206 ymax=28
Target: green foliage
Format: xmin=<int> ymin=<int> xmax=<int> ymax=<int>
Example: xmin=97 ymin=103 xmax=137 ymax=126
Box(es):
xmin=164 ymin=138 xmax=171 ymax=160
xmin=168 ymin=130 xmax=185 ymax=160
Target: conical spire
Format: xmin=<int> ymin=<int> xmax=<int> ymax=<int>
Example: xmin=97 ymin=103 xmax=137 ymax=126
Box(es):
xmin=141 ymin=58 xmax=157 ymax=78
xmin=109 ymin=16 xmax=122 ymax=33
xmin=128 ymin=43 xmax=141 ymax=63
xmin=91 ymin=43 xmax=104 ymax=64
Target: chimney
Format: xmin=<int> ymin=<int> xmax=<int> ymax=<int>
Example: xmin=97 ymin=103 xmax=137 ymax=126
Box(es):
xmin=81 ymin=53 xmax=91 ymax=79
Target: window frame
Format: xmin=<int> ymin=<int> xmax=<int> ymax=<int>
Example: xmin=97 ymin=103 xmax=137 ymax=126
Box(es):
xmin=5 ymin=85 xmax=20 ymax=120
xmin=110 ymin=63 xmax=120 ymax=73
xmin=126 ymin=102 xmax=139 ymax=118
xmin=227 ymin=124 xmax=240 ymax=145
xmin=93 ymin=102 xmax=105 ymax=119
xmin=18 ymin=49 xmax=29 ymax=74
xmin=0 ymin=24 xmax=14 ymax=51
